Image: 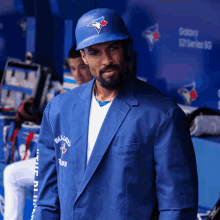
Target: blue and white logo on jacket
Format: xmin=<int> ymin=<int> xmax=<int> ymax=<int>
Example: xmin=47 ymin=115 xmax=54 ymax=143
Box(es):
xmin=54 ymin=135 xmax=71 ymax=146
xmin=54 ymin=135 xmax=70 ymax=167
xmin=60 ymin=143 xmax=67 ymax=155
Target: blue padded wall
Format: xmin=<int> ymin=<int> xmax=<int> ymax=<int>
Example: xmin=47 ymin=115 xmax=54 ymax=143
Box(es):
xmin=49 ymin=0 xmax=73 ymax=19
xmin=123 ymin=0 xmax=220 ymax=110
xmin=49 ymin=0 xmax=96 ymax=78
xmin=1 ymin=0 xmax=220 ymax=108
xmin=89 ymin=0 xmax=220 ymax=110
xmin=0 ymin=0 xmax=27 ymax=71
xmin=35 ymin=0 xmax=64 ymax=82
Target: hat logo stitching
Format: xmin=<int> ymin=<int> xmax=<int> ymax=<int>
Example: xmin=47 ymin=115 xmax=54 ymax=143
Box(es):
xmin=87 ymin=16 xmax=108 ymax=34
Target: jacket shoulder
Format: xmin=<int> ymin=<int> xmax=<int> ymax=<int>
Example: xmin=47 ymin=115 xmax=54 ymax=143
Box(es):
xmin=134 ymin=77 xmax=179 ymax=114
xmin=48 ymin=82 xmax=89 ymax=107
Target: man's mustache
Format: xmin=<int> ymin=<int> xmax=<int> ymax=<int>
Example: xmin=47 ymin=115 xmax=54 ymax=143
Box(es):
xmin=99 ymin=64 xmax=120 ymax=75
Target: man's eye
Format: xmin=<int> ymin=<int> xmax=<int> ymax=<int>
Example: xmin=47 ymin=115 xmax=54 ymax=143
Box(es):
xmin=89 ymin=51 xmax=98 ymax=55
xmin=80 ymin=66 xmax=86 ymax=69
xmin=110 ymin=45 xmax=120 ymax=50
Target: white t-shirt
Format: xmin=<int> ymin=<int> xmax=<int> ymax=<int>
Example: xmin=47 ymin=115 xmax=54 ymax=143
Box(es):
xmin=87 ymin=89 xmax=112 ymax=164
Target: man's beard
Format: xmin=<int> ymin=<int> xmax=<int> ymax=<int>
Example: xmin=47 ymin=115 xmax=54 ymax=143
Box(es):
xmin=95 ymin=64 xmax=125 ymax=90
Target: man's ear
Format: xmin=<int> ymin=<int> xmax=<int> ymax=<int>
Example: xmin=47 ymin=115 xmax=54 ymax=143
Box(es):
xmin=80 ymin=50 xmax=88 ymax=65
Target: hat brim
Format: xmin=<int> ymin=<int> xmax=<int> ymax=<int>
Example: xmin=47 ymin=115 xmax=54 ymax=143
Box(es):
xmin=76 ymin=33 xmax=131 ymax=50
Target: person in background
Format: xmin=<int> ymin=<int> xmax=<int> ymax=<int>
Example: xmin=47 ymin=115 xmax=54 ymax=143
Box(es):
xmin=68 ymin=44 xmax=93 ymax=85
xmin=31 ymin=8 xmax=198 ymax=220
xmin=61 ymin=45 xmax=93 ymax=94
xmin=3 ymin=45 xmax=92 ymax=220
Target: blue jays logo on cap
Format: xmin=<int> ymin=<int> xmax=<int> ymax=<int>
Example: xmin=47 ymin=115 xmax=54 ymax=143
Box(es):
xmin=87 ymin=16 xmax=108 ymax=34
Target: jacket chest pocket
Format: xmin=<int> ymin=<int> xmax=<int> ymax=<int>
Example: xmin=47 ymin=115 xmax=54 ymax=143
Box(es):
xmin=112 ymin=143 xmax=143 ymax=155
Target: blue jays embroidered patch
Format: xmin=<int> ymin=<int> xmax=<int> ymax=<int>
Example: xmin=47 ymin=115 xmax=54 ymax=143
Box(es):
xmin=87 ymin=16 xmax=108 ymax=34
xmin=60 ymin=143 xmax=67 ymax=155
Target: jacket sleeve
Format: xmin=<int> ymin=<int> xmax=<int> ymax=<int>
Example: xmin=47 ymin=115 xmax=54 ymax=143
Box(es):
xmin=31 ymin=103 xmax=60 ymax=220
xmin=154 ymin=106 xmax=198 ymax=220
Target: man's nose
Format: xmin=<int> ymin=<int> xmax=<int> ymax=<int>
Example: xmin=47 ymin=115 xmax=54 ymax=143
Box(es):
xmin=102 ymin=51 xmax=113 ymax=66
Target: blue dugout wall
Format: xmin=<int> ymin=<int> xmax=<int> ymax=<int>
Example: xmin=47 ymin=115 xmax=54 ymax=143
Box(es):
xmin=0 ymin=0 xmax=28 ymax=71
xmin=93 ymin=0 xmax=220 ymax=111
xmin=126 ymin=0 xmax=220 ymax=111
xmin=0 ymin=0 xmax=220 ymax=109
xmin=48 ymin=0 xmax=220 ymax=110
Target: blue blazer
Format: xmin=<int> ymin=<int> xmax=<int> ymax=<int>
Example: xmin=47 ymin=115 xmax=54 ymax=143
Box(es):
xmin=31 ymin=76 xmax=198 ymax=220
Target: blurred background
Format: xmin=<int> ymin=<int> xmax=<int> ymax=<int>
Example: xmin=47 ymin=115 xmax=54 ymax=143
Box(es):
xmin=0 ymin=0 xmax=219 ymax=110
xmin=0 ymin=0 xmax=219 ymax=219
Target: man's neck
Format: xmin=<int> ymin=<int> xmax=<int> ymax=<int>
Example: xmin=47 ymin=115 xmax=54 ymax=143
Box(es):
xmin=94 ymin=81 xmax=118 ymax=102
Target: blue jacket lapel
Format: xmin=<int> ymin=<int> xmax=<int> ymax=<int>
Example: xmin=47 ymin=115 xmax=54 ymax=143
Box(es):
xmin=74 ymin=75 xmax=138 ymax=203
xmin=70 ymin=79 xmax=95 ymax=193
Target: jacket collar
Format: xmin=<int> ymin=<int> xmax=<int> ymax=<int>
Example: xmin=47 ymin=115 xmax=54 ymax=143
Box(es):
xmin=79 ymin=73 xmax=138 ymax=107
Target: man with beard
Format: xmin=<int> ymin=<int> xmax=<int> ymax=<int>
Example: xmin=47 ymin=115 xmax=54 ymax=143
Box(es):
xmin=31 ymin=8 xmax=198 ymax=220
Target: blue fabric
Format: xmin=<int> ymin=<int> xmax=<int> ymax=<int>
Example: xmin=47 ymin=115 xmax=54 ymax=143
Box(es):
xmin=31 ymin=76 xmax=198 ymax=220
xmin=95 ymin=97 xmax=110 ymax=107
